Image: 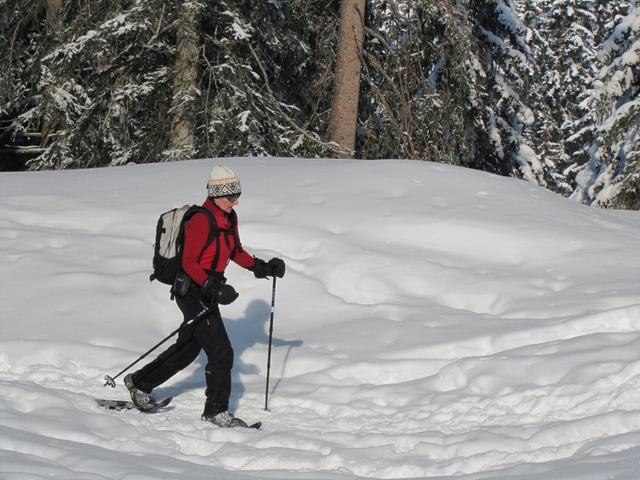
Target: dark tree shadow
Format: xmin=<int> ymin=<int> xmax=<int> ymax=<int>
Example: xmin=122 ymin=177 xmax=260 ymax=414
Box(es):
xmin=154 ymin=299 xmax=302 ymax=412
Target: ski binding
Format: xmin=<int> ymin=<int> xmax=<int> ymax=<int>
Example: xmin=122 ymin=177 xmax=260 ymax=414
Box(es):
xmin=95 ymin=396 xmax=173 ymax=413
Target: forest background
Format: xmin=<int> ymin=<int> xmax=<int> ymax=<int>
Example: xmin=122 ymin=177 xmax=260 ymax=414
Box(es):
xmin=1 ymin=0 xmax=638 ymax=208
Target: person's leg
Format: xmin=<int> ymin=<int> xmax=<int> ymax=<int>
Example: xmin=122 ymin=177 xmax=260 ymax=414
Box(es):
xmin=130 ymin=332 xmax=201 ymax=392
xmin=196 ymin=307 xmax=234 ymax=416
xmin=129 ymin=289 xmax=207 ymax=393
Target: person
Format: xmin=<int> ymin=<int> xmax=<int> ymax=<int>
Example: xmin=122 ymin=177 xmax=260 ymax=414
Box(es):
xmin=123 ymin=165 xmax=285 ymax=427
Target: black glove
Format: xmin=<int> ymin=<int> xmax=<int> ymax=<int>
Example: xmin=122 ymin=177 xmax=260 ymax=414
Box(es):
xmin=201 ymin=274 xmax=238 ymax=306
xmin=251 ymin=257 xmax=286 ymax=279
xmin=217 ymin=283 xmax=239 ymax=305
xmin=267 ymin=257 xmax=286 ymax=278
xmin=251 ymin=258 xmax=269 ymax=279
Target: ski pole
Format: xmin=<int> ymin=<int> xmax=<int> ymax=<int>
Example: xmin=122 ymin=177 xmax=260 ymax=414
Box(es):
xmin=264 ymin=276 xmax=277 ymax=411
xmin=103 ymin=307 xmax=211 ymax=388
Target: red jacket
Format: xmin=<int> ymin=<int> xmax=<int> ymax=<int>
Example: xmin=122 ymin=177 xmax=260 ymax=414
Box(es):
xmin=181 ymin=198 xmax=255 ymax=286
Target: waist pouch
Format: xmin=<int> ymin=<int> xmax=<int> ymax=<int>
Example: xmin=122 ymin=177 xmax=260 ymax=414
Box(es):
xmin=172 ymin=271 xmax=192 ymax=298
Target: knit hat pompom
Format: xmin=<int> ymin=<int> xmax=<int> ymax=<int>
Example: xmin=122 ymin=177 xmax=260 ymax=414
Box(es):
xmin=207 ymin=165 xmax=241 ymax=198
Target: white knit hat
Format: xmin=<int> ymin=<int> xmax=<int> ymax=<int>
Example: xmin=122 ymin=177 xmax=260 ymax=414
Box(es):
xmin=207 ymin=165 xmax=241 ymax=198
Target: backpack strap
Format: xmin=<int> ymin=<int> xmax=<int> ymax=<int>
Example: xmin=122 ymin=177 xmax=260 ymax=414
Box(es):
xmin=228 ymin=209 xmax=240 ymax=257
xmin=200 ymin=207 xmax=219 ymax=252
xmin=207 ymin=208 xmax=239 ymax=270
xmin=149 ymin=214 xmax=169 ymax=282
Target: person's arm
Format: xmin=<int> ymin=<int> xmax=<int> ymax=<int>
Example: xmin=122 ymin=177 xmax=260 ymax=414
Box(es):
xmin=231 ymin=223 xmax=256 ymax=269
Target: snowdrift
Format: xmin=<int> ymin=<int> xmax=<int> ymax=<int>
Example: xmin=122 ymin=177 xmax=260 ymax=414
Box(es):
xmin=2 ymin=157 xmax=640 ymax=479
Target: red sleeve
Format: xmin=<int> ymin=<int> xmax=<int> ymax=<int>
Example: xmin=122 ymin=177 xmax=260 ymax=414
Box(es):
xmin=231 ymin=223 xmax=256 ymax=269
xmin=181 ymin=212 xmax=210 ymax=286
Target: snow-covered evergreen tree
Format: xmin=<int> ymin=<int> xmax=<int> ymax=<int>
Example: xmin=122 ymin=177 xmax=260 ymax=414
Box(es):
xmin=1 ymin=0 xmax=339 ymax=169
xmin=0 ymin=0 xmax=52 ymax=169
xmin=360 ymin=0 xmax=489 ymax=167
xmin=520 ymin=0 xmax=599 ymax=194
xmin=572 ymin=4 xmax=640 ymax=207
xmin=467 ymin=0 xmax=546 ymax=183
xmin=196 ymin=0 xmax=338 ymax=159
xmin=25 ymin=0 xmax=176 ymax=168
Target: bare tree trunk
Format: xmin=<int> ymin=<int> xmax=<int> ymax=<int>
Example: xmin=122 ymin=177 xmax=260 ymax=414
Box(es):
xmin=46 ymin=0 xmax=63 ymax=32
xmin=328 ymin=0 xmax=366 ymax=158
xmin=41 ymin=0 xmax=64 ymax=149
xmin=169 ymin=1 xmax=201 ymax=158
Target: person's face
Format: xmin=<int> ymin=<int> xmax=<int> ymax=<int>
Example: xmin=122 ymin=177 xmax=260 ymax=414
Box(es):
xmin=214 ymin=194 xmax=240 ymax=213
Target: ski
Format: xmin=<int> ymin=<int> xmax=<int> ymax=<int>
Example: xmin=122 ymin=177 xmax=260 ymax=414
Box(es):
xmin=230 ymin=418 xmax=262 ymax=430
xmin=95 ymin=396 xmax=173 ymax=413
xmin=96 ymin=397 xmax=260 ymax=428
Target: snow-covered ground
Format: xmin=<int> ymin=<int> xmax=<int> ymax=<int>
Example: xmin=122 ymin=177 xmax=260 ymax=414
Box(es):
xmin=2 ymin=157 xmax=640 ymax=480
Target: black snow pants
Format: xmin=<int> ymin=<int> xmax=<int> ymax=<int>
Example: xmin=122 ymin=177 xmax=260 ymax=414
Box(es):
xmin=130 ymin=284 xmax=234 ymax=415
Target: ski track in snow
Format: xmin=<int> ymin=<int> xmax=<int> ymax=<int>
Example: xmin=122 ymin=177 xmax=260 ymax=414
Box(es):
xmin=2 ymin=158 xmax=640 ymax=479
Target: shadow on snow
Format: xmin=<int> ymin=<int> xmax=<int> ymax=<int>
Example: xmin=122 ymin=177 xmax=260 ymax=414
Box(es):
xmin=154 ymin=299 xmax=302 ymax=412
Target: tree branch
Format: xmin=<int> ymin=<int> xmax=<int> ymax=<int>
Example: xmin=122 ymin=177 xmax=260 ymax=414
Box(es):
xmin=247 ymin=42 xmax=351 ymax=157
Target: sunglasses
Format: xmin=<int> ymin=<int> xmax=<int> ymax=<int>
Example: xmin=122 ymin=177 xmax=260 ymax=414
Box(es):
xmin=224 ymin=194 xmax=241 ymax=202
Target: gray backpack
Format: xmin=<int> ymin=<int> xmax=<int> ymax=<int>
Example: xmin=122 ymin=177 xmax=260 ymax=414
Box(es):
xmin=149 ymin=205 xmax=216 ymax=285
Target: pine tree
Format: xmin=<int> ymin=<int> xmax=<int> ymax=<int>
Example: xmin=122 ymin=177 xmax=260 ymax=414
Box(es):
xmin=467 ymin=0 xmax=546 ymax=183
xmin=572 ymin=4 xmax=640 ymax=207
xmin=520 ymin=0 xmax=599 ymax=194
xmin=1 ymin=0 xmax=341 ymax=168
xmin=196 ymin=0 xmax=339 ymax=159
xmin=359 ymin=0 xmax=488 ymax=167
xmin=26 ymin=0 xmax=176 ymax=168
xmin=0 ymin=0 xmax=51 ymax=170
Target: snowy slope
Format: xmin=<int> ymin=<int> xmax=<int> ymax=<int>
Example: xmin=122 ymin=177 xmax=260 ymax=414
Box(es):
xmin=2 ymin=157 xmax=640 ymax=479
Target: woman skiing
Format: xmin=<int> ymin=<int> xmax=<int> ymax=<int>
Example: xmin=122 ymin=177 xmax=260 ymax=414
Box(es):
xmin=124 ymin=165 xmax=285 ymax=427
